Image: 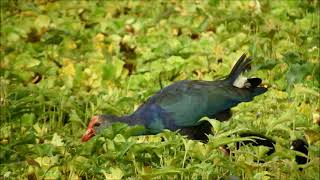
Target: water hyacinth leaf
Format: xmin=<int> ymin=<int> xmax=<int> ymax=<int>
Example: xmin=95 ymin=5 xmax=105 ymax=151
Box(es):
xmin=33 ymin=144 xmax=55 ymax=157
xmin=10 ymin=132 xmax=37 ymax=147
xmin=50 ymin=133 xmax=64 ymax=147
xmin=116 ymin=140 xmax=136 ymax=158
xmin=103 ymin=167 xmax=124 ymax=179
xmin=21 ymin=113 xmax=36 ymax=126
xmin=102 ymin=59 xmax=124 ymax=80
xmin=253 ymin=171 xmax=272 ymax=180
xmin=35 ymin=15 xmax=51 ymax=29
xmin=27 ymin=158 xmax=41 ymax=168
xmin=304 ymin=130 xmax=320 ymax=145
xmin=254 ymin=146 xmax=272 ymax=158
xmin=141 ymin=167 xmax=184 ymax=177
xmin=282 ymin=52 xmax=302 ymax=64
xmin=14 ymin=53 xmax=40 ymax=69
xmin=102 ymin=63 xmax=116 ymax=80
xmin=257 ymin=58 xmax=277 ymax=70
xmin=286 ymin=63 xmax=314 ymax=89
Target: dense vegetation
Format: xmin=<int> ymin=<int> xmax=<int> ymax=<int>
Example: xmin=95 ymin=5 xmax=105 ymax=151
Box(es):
xmin=0 ymin=0 xmax=319 ymax=179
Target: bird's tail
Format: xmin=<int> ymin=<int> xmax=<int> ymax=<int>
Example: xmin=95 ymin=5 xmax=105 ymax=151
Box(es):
xmin=226 ymin=54 xmax=266 ymax=90
xmin=225 ymin=54 xmax=267 ymax=97
xmin=226 ymin=53 xmax=252 ymax=84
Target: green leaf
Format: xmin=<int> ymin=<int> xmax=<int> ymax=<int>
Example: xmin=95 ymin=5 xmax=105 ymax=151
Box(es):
xmin=103 ymin=167 xmax=124 ymax=179
xmin=286 ymin=63 xmax=313 ymax=89
xmin=21 ymin=113 xmax=35 ymax=126
xmin=50 ymin=133 xmax=64 ymax=147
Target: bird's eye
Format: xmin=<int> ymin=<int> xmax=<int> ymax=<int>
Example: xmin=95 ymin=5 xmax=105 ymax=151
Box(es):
xmin=94 ymin=122 xmax=101 ymax=127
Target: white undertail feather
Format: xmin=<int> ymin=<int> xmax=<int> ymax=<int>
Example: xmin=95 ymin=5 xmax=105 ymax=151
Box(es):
xmin=233 ymin=75 xmax=251 ymax=88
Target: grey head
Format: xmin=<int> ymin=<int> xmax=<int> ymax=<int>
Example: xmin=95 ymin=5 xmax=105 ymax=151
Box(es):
xmin=81 ymin=114 xmax=120 ymax=142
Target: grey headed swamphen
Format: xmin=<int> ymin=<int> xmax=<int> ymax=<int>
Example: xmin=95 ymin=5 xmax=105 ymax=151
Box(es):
xmin=82 ymin=54 xmax=267 ymax=142
xmin=225 ymin=134 xmax=309 ymax=168
xmin=291 ymin=139 xmax=309 ymax=170
xmin=236 ymin=132 xmax=276 ymax=156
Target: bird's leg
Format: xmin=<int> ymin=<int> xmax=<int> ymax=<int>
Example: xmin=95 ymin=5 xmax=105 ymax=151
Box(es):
xmin=212 ymin=109 xmax=232 ymax=121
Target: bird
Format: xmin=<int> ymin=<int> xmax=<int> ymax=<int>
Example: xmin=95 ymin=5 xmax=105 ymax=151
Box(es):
xmin=216 ymin=132 xmax=276 ymax=158
xmin=226 ymin=134 xmax=309 ymax=167
xmin=81 ymin=54 xmax=267 ymax=142
xmin=236 ymin=132 xmax=276 ymax=156
xmin=291 ymin=138 xmax=309 ymax=168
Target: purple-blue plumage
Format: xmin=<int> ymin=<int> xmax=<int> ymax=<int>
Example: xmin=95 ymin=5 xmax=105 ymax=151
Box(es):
xmin=82 ymin=54 xmax=267 ymax=142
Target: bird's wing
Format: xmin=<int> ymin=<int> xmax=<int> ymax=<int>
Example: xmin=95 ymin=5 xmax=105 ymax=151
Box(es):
xmin=151 ymin=80 xmax=210 ymax=127
xmin=152 ymin=80 xmax=265 ymax=127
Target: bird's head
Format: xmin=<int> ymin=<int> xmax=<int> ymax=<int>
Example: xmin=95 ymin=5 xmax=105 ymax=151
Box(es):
xmin=81 ymin=114 xmax=119 ymax=142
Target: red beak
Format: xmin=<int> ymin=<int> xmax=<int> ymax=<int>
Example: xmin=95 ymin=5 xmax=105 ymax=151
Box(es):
xmin=82 ymin=116 xmax=99 ymax=142
xmin=81 ymin=128 xmax=95 ymax=142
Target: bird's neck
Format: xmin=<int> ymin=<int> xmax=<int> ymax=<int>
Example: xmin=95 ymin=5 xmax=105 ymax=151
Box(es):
xmin=118 ymin=114 xmax=141 ymax=126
